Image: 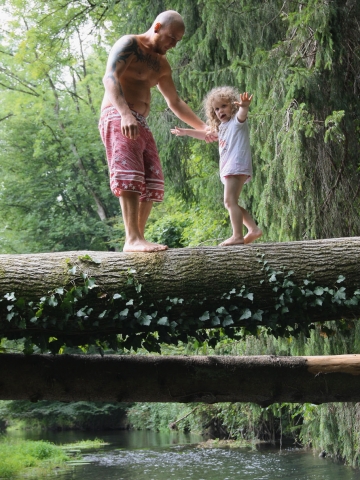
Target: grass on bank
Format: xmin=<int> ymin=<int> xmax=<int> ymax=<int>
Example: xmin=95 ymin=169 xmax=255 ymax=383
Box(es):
xmin=0 ymin=438 xmax=106 ymax=478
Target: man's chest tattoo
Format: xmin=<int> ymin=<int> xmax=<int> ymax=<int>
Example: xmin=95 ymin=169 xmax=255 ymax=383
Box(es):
xmin=137 ymin=50 xmax=160 ymax=72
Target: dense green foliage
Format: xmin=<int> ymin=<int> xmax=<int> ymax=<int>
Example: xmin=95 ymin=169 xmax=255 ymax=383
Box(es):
xmin=0 ymin=400 xmax=129 ymax=430
xmin=0 ymin=0 xmax=359 ymax=251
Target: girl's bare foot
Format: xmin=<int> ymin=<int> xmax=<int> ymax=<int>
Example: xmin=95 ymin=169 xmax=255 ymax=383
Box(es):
xmin=244 ymin=228 xmax=262 ymax=244
xmin=219 ymin=236 xmax=245 ymax=246
xmin=123 ymin=239 xmax=168 ymax=252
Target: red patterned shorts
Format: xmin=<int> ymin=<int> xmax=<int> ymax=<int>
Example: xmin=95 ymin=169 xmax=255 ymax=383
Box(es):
xmin=98 ymin=107 xmax=164 ymax=202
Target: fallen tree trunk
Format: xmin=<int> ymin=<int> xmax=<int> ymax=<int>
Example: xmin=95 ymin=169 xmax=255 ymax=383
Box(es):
xmin=1 ymin=353 xmax=360 ymax=404
xmin=1 ymin=237 xmax=359 ymax=306
xmin=0 ymin=237 xmax=359 ymax=351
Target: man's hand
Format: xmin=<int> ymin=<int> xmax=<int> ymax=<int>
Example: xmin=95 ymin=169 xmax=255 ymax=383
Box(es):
xmin=204 ymin=127 xmax=218 ymax=143
xmin=121 ymin=112 xmax=139 ymax=140
xmin=234 ymin=92 xmax=253 ymax=109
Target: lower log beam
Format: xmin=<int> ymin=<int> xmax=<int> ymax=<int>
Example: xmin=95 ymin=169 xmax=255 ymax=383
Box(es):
xmin=1 ymin=354 xmax=360 ymax=405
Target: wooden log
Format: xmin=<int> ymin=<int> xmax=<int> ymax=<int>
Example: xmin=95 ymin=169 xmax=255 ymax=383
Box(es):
xmin=1 ymin=354 xmax=360 ymax=404
xmin=0 ymin=237 xmax=359 ymax=338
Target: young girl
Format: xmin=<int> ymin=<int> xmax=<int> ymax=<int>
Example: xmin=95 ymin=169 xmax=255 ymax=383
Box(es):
xmin=171 ymin=86 xmax=262 ymax=246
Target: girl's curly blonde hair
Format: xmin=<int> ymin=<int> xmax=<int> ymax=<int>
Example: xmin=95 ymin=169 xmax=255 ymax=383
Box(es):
xmin=203 ymin=86 xmax=239 ymax=131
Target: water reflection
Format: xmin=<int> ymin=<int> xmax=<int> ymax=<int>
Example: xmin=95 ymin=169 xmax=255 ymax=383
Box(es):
xmin=6 ymin=428 xmax=200 ymax=449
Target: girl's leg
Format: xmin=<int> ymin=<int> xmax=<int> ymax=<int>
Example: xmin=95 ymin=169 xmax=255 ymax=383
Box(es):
xmin=220 ymin=175 xmax=248 ymax=246
xmin=240 ymin=207 xmax=263 ymax=244
xmin=220 ymin=175 xmax=262 ymax=246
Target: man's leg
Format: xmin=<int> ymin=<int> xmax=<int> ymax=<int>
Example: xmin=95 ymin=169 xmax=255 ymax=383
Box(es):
xmin=138 ymin=200 xmax=153 ymax=238
xmin=120 ymin=191 xmax=167 ymax=252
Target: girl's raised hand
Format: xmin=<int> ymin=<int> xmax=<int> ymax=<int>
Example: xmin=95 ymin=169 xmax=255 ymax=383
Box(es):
xmin=234 ymin=92 xmax=253 ymax=108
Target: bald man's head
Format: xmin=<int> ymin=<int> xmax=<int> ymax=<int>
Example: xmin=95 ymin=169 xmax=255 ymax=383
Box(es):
xmin=153 ymin=10 xmax=185 ymax=30
xmin=151 ymin=10 xmax=185 ymax=55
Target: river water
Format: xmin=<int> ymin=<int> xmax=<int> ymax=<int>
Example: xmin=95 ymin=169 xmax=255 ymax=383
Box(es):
xmin=6 ymin=429 xmax=360 ymax=479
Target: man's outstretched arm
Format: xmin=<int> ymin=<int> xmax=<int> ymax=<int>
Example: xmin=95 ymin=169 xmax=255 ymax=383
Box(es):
xmin=157 ymin=66 xmax=207 ymax=130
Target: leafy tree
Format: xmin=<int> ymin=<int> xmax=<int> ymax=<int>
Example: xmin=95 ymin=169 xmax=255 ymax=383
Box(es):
xmin=0 ymin=1 xmax=120 ymax=252
xmin=171 ymin=0 xmax=360 ymax=241
xmin=0 ymin=399 xmax=130 ymax=430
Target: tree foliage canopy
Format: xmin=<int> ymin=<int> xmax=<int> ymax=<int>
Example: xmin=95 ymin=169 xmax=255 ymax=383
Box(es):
xmin=0 ymin=0 xmax=359 ymax=253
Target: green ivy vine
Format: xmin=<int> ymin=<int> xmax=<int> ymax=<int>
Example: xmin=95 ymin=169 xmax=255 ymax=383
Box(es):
xmin=0 ymin=254 xmax=359 ymax=355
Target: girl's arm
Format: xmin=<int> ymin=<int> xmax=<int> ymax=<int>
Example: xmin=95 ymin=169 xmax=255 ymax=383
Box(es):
xmin=170 ymin=126 xmax=208 ymax=140
xmin=235 ymin=92 xmax=253 ymax=123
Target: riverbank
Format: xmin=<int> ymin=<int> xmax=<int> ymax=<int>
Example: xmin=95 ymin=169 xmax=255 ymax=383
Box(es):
xmin=0 ymin=438 xmax=106 ymax=478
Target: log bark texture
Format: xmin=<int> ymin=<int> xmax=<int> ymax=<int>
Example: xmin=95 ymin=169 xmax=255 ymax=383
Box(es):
xmin=1 ymin=354 xmax=360 ymax=404
xmin=0 ymin=237 xmax=359 ymax=328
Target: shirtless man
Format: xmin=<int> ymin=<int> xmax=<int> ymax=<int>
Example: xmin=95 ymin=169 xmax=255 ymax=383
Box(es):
xmin=99 ymin=10 xmax=207 ymax=252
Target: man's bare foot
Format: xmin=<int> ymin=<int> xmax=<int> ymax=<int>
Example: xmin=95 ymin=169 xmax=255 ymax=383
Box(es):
xmin=244 ymin=228 xmax=263 ymax=244
xmin=219 ymin=236 xmax=245 ymax=246
xmin=123 ymin=239 xmax=168 ymax=252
